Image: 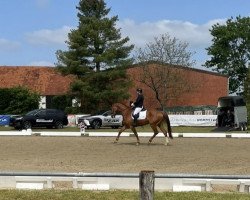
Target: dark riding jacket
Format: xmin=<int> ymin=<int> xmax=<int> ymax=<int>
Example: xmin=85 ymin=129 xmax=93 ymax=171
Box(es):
xmin=134 ymin=94 xmax=144 ymax=108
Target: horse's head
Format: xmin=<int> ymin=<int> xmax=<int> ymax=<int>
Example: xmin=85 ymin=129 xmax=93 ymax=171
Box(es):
xmin=111 ymin=102 xmax=130 ymax=118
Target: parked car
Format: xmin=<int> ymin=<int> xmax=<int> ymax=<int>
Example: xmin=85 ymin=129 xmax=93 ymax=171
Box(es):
xmin=78 ymin=110 xmax=123 ymax=129
xmin=216 ymin=96 xmax=247 ymax=131
xmin=9 ymin=109 xmax=68 ymax=129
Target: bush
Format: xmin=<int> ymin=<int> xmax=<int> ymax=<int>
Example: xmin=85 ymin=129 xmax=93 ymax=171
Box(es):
xmin=0 ymin=86 xmax=40 ymax=114
xmin=51 ymin=95 xmax=72 ymax=111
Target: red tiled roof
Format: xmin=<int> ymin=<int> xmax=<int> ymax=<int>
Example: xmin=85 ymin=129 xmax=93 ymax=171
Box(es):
xmin=0 ymin=66 xmax=74 ymax=95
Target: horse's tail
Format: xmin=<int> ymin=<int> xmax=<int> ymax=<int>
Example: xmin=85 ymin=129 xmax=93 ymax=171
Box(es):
xmin=163 ymin=112 xmax=173 ymax=139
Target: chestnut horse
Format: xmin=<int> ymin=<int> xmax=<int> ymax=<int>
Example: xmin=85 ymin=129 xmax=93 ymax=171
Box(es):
xmin=111 ymin=103 xmax=173 ymax=145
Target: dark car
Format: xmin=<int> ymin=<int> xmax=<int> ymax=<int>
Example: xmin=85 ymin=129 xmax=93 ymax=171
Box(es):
xmin=9 ymin=109 xmax=68 ymax=129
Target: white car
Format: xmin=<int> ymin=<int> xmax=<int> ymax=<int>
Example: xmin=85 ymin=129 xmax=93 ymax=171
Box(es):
xmin=78 ymin=110 xmax=123 ymax=129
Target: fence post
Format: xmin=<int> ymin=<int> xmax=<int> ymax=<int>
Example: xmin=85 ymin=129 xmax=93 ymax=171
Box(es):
xmin=139 ymin=170 xmax=155 ymax=200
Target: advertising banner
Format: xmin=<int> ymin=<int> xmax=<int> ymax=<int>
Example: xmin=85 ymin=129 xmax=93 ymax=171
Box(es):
xmin=0 ymin=115 xmax=10 ymax=126
xmin=67 ymin=114 xmax=77 ymax=127
xmin=68 ymin=114 xmax=91 ymax=126
xmin=169 ymin=115 xmax=217 ymax=126
xmin=66 ymin=114 xmax=217 ymax=127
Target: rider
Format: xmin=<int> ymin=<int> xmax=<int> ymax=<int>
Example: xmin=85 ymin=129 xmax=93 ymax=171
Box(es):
xmin=131 ymin=88 xmax=144 ymax=126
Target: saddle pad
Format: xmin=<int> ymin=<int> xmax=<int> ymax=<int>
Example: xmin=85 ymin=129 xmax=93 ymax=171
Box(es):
xmin=131 ymin=110 xmax=147 ymax=120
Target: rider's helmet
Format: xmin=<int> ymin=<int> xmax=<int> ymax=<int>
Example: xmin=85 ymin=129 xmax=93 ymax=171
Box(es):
xmin=136 ymin=88 xmax=142 ymax=93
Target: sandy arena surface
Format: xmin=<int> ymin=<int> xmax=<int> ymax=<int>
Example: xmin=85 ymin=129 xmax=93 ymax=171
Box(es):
xmin=1 ymin=136 xmax=250 ymax=175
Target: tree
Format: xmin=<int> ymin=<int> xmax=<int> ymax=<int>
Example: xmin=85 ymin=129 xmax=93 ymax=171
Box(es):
xmin=56 ymin=0 xmax=134 ymax=112
xmin=244 ymin=69 xmax=250 ymax=125
xmin=134 ymin=33 xmax=196 ymax=109
xmin=51 ymin=95 xmax=72 ymax=111
xmin=205 ymin=16 xmax=250 ymax=94
xmin=0 ymin=87 xmax=40 ymax=114
xmin=70 ymin=69 xmax=132 ymax=113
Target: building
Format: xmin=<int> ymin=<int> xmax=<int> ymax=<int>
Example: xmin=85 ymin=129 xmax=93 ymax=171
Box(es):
xmin=127 ymin=63 xmax=228 ymax=113
xmin=0 ymin=66 xmax=74 ymax=108
xmin=0 ymin=64 xmax=228 ymax=112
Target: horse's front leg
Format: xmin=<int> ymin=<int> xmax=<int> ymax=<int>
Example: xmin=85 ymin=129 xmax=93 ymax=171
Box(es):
xmin=114 ymin=126 xmax=126 ymax=143
xmin=130 ymin=126 xmax=140 ymax=145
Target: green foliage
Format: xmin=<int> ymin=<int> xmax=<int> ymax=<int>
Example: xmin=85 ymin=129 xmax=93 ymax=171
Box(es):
xmin=64 ymin=106 xmax=82 ymax=114
xmin=71 ymin=68 xmax=132 ymax=113
xmin=56 ymin=0 xmax=134 ymax=74
xmin=0 ymin=88 xmax=11 ymax=113
xmin=244 ymin=68 xmax=250 ymax=125
xmin=51 ymin=95 xmax=72 ymax=111
xmin=205 ymin=16 xmax=250 ymax=94
xmin=0 ymin=86 xmax=40 ymax=114
xmin=55 ymin=0 xmax=133 ymax=113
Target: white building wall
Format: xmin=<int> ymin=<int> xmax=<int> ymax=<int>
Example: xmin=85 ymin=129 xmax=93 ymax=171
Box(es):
xmin=39 ymin=96 xmax=46 ymax=109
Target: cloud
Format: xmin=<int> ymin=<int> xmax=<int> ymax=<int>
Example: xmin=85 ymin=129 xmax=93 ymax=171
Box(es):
xmin=25 ymin=26 xmax=72 ymax=46
xmin=0 ymin=38 xmax=21 ymax=52
xmin=117 ymin=18 xmax=227 ymax=67
xmin=35 ymin=0 xmax=50 ymax=9
xmin=118 ymin=18 xmax=227 ymax=50
xmin=28 ymin=60 xmax=55 ymax=67
xmin=23 ymin=18 xmax=227 ymax=68
xmin=25 ymin=18 xmax=227 ymax=51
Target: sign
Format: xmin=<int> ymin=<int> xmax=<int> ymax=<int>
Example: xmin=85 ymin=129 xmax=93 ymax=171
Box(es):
xmin=67 ymin=114 xmax=76 ymax=127
xmin=0 ymin=115 xmax=10 ymax=126
xmin=169 ymin=115 xmax=217 ymax=126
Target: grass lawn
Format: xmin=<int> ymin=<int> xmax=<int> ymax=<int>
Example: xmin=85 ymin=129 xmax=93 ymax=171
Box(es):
xmin=1 ymin=190 xmax=250 ymax=200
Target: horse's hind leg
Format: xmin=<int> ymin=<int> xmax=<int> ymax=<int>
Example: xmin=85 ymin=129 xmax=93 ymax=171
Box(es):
xmin=114 ymin=126 xmax=126 ymax=143
xmin=130 ymin=126 xmax=140 ymax=145
xmin=158 ymin=123 xmax=169 ymax=146
xmin=148 ymin=124 xmax=159 ymax=144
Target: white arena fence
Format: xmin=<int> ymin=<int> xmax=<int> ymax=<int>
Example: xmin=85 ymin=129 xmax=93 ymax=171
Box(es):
xmin=1 ymin=172 xmax=250 ymax=193
xmin=68 ymin=114 xmax=217 ymax=127
xmin=1 ymin=130 xmax=250 ymax=138
xmin=1 ymin=129 xmax=250 ymax=139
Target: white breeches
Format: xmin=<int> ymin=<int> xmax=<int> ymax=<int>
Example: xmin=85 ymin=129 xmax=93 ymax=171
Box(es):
xmin=133 ymin=107 xmax=143 ymax=115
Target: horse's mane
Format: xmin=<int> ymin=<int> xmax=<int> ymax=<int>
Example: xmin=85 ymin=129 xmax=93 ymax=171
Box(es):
xmin=113 ymin=102 xmax=130 ymax=109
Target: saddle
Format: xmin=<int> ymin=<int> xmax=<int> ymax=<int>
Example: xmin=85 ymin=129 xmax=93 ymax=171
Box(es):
xmin=131 ymin=109 xmax=147 ymax=120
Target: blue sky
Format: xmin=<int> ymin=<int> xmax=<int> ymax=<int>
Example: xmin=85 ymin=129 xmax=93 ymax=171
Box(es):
xmin=0 ymin=0 xmax=249 ymax=70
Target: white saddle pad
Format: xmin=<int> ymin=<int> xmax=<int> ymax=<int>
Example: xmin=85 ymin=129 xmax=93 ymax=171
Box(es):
xmin=132 ymin=110 xmax=147 ymax=120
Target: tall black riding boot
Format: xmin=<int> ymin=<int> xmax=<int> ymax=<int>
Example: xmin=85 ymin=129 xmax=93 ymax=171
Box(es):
xmin=133 ymin=117 xmax=138 ymax=126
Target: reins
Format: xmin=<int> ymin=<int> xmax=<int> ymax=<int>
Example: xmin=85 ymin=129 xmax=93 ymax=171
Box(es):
xmin=113 ymin=103 xmax=131 ymax=114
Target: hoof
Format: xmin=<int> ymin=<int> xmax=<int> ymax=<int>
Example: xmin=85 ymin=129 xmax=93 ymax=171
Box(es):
xmin=136 ymin=142 xmax=140 ymax=146
xmin=148 ymin=140 xmax=152 ymax=145
xmin=114 ymin=140 xmax=118 ymax=144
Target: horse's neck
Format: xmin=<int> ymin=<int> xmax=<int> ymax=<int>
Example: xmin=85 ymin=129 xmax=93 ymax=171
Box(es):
xmin=116 ymin=103 xmax=131 ymax=115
